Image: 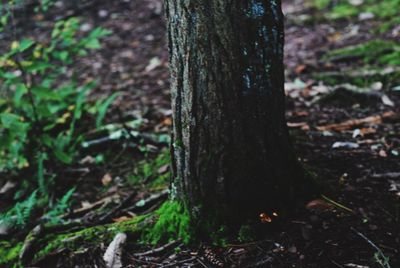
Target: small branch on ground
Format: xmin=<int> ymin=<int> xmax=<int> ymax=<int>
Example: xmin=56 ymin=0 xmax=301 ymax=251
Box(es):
xmin=133 ymin=239 xmax=181 ymax=257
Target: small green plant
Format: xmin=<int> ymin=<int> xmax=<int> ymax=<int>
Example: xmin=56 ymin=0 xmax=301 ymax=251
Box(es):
xmin=37 ymin=0 xmax=57 ymax=12
xmin=43 ymin=188 xmax=75 ymax=224
xmin=128 ymin=149 xmax=170 ymax=189
xmin=374 ymin=251 xmax=391 ymax=268
xmin=0 ymin=17 xmax=111 ymax=172
xmin=0 ymin=190 xmax=38 ymax=227
xmin=0 ymin=2 xmax=114 ymax=230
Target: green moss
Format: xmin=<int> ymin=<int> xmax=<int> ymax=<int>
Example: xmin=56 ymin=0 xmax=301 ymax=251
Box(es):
xmin=324 ymin=40 xmax=400 ymax=66
xmin=33 ymin=215 xmax=149 ymax=262
xmin=313 ymin=68 xmax=400 ymax=88
xmin=141 ymin=201 xmax=232 ymax=246
xmin=0 ymin=241 xmax=23 ymax=267
xmin=141 ymin=201 xmax=191 ymax=245
xmin=330 ymin=4 xmax=358 ymax=19
xmin=237 ymin=225 xmax=257 ymax=243
xmin=310 ymin=0 xmax=400 ymax=21
xmin=377 ymin=17 xmax=400 ymax=33
xmin=316 ymin=40 xmax=400 ymax=88
xmin=312 ymin=0 xmax=331 ymax=9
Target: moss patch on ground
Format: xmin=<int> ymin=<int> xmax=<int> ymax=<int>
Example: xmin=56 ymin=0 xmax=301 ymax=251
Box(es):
xmin=0 ymin=241 xmax=23 ymax=268
xmin=141 ymin=200 xmax=192 ymax=245
xmin=313 ymin=68 xmax=400 ymax=88
xmin=310 ymin=0 xmax=400 ymax=20
xmin=34 ymin=215 xmax=150 ymax=261
xmin=324 ymin=40 xmax=400 ymax=67
xmin=0 ymin=215 xmax=151 ymax=267
xmin=317 ymin=40 xmax=400 ymax=88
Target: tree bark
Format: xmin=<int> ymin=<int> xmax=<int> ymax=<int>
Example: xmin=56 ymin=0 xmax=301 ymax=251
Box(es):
xmin=166 ymin=0 xmax=310 ymax=233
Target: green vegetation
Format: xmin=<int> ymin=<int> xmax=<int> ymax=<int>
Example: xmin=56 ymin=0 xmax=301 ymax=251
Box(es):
xmin=0 ymin=241 xmax=23 ymax=267
xmin=324 ymin=40 xmax=400 ymax=66
xmin=0 ymin=215 xmax=150 ymax=267
xmin=128 ymin=149 xmax=171 ymax=189
xmin=316 ymin=40 xmax=400 ymax=88
xmin=311 ymin=0 xmax=400 ymax=20
xmin=142 ymin=200 xmax=230 ymax=246
xmin=313 ymin=68 xmax=400 ymax=88
xmin=141 ymin=201 xmax=192 ymax=244
xmin=0 ymin=1 xmax=114 ymax=230
xmin=238 ymin=225 xmax=256 ymax=243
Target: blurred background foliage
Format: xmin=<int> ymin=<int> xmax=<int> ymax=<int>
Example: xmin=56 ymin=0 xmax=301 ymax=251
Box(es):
xmin=0 ymin=0 xmax=114 ymax=229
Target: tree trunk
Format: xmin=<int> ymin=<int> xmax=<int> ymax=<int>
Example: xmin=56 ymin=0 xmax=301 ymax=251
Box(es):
xmin=166 ymin=0 xmax=310 ymax=234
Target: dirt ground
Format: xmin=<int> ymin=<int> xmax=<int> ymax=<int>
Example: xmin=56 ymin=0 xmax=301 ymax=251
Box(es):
xmin=1 ymin=0 xmax=399 ymax=267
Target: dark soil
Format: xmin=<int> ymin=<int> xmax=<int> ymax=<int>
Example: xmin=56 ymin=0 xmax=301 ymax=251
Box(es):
xmin=1 ymin=0 xmax=399 ymax=267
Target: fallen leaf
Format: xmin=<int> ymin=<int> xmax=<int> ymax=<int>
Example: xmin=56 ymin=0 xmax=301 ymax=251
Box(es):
xmin=306 ymin=199 xmax=334 ymax=211
xmin=112 ymin=216 xmax=132 ymax=223
xmin=332 ymin=142 xmax=359 ymax=149
xmin=378 ymin=150 xmax=388 ymax=158
xmin=161 ymin=117 xmax=172 ymax=126
xmin=0 ymin=180 xmax=17 ymax=194
xmin=102 ymin=173 xmax=113 ymax=186
xmin=287 ymin=122 xmax=308 ymax=128
xmin=292 ymin=111 xmax=309 ymax=117
xmin=157 ymin=164 xmax=169 ymax=174
xmin=80 ymin=155 xmax=95 ymax=164
xmin=145 ymin=57 xmax=162 ymax=72
xmin=381 ymin=95 xmax=394 ymax=107
xmin=103 ymin=233 xmax=127 ymax=268
xmin=359 ymin=12 xmax=374 ymax=21
xmin=295 ymin=64 xmax=307 ymax=74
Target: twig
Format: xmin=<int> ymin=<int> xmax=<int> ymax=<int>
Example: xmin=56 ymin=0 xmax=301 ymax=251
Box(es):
xmin=161 ymin=256 xmax=197 ymax=267
xmin=134 ymin=240 xmax=181 ymax=257
xmin=331 ymin=260 xmax=344 ymax=268
xmin=116 ymin=107 xmax=137 ymax=142
xmin=122 ymin=189 xmax=169 ymax=213
xmin=227 ymin=239 xmax=272 ymax=247
xmin=371 ymin=172 xmax=400 ymax=179
xmin=196 ymin=258 xmax=208 ymax=268
xmin=97 ymin=191 xmax=137 ymax=223
xmin=321 ymin=194 xmax=354 ymax=214
xmin=19 ymin=224 xmax=44 ymax=264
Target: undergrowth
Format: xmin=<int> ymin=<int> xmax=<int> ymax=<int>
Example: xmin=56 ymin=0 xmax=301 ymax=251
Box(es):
xmin=310 ymin=0 xmax=400 ymax=33
xmin=0 ymin=1 xmax=115 ymax=230
xmin=128 ymin=149 xmax=170 ymax=189
xmin=324 ymin=40 xmax=400 ymax=67
xmin=310 ymin=0 xmax=400 ymax=20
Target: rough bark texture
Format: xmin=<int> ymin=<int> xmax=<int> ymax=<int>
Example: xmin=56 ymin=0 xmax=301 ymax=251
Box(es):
xmin=166 ymin=0 xmax=307 ymax=231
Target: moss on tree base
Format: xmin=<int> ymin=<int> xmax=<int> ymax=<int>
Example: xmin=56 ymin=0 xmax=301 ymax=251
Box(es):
xmin=141 ymin=200 xmax=191 ymax=245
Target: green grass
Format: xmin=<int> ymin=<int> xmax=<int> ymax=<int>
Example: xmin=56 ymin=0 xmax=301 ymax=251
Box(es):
xmin=310 ymin=0 xmax=400 ymax=22
xmin=127 ymin=149 xmax=170 ymax=189
xmin=324 ymin=40 xmax=400 ymax=66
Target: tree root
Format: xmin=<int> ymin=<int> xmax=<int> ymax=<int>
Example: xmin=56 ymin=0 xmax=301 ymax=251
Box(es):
xmin=1 ymin=214 xmax=155 ymax=267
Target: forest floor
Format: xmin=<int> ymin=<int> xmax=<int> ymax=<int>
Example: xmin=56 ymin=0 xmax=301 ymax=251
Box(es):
xmin=0 ymin=0 xmax=399 ymax=267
